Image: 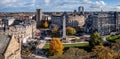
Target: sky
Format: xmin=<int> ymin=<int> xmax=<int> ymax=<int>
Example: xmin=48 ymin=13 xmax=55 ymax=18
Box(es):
xmin=0 ymin=0 xmax=120 ymax=12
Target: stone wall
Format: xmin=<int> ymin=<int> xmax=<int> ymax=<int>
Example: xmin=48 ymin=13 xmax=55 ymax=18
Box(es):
xmin=4 ymin=35 xmax=21 ymax=59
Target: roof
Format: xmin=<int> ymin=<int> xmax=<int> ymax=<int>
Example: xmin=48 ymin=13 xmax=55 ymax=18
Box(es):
xmin=0 ymin=35 xmax=11 ymax=54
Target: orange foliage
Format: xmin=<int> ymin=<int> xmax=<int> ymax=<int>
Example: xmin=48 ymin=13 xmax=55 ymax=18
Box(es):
xmin=49 ymin=38 xmax=64 ymax=56
xmin=66 ymin=26 xmax=76 ymax=35
xmin=52 ymin=26 xmax=59 ymax=33
xmin=43 ymin=21 xmax=49 ymax=28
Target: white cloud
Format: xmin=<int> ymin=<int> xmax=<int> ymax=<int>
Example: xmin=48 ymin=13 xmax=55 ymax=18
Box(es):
xmin=44 ymin=0 xmax=50 ymax=5
xmin=116 ymin=6 xmax=120 ymax=9
xmin=0 ymin=0 xmax=114 ymax=12
xmin=81 ymin=0 xmax=92 ymax=4
xmin=114 ymin=5 xmax=120 ymax=11
xmin=90 ymin=1 xmax=106 ymax=8
xmin=2 ymin=0 xmax=16 ymax=4
xmin=0 ymin=0 xmax=25 ymax=8
xmin=0 ymin=0 xmax=36 ymax=8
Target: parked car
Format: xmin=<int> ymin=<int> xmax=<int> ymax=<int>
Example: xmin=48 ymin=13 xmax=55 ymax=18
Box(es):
xmin=75 ymin=33 xmax=82 ymax=36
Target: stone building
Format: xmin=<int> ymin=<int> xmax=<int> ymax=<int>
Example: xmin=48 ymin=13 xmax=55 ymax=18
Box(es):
xmin=0 ymin=17 xmax=15 ymax=30
xmin=9 ymin=20 xmax=36 ymax=43
xmin=51 ymin=12 xmax=86 ymax=30
xmin=67 ymin=14 xmax=85 ymax=29
xmin=84 ymin=12 xmax=120 ymax=35
xmin=0 ymin=19 xmax=37 ymax=43
xmin=0 ymin=35 xmax=21 ymax=59
xmin=51 ymin=14 xmax=63 ymax=27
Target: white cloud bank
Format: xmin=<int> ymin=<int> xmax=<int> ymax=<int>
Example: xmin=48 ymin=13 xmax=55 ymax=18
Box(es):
xmin=0 ymin=0 xmax=118 ymax=12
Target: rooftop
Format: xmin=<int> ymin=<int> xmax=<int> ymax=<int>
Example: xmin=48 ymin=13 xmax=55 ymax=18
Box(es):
xmin=0 ymin=35 xmax=11 ymax=54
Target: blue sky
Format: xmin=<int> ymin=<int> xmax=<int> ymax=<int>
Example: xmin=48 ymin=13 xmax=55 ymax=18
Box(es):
xmin=0 ymin=0 xmax=120 ymax=12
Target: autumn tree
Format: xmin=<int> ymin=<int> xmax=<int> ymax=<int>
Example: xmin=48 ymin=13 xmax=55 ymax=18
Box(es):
xmin=49 ymin=38 xmax=64 ymax=56
xmin=43 ymin=21 xmax=49 ymax=28
xmin=50 ymin=48 xmax=90 ymax=59
xmin=21 ymin=49 xmax=31 ymax=56
xmin=92 ymin=46 xmax=116 ymax=59
xmin=51 ymin=25 xmax=60 ymax=37
xmin=66 ymin=26 xmax=76 ymax=35
xmin=112 ymin=39 xmax=120 ymax=52
xmin=52 ymin=25 xmax=59 ymax=34
xmin=63 ymin=48 xmax=88 ymax=59
xmin=111 ymin=39 xmax=120 ymax=59
xmin=89 ymin=31 xmax=104 ymax=48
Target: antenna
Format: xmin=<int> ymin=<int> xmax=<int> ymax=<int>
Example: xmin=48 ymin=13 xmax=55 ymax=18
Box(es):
xmin=101 ymin=7 xmax=103 ymax=12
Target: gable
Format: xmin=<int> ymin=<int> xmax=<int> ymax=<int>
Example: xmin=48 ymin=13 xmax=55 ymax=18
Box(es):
xmin=4 ymin=35 xmax=20 ymax=57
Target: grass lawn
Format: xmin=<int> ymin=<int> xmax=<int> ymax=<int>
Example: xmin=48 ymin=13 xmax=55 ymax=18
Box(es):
xmin=107 ymin=34 xmax=120 ymax=42
xmin=43 ymin=43 xmax=91 ymax=52
xmin=63 ymin=43 xmax=89 ymax=48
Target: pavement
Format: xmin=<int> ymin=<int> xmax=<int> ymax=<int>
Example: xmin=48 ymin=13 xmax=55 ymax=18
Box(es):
xmin=62 ymin=41 xmax=88 ymax=44
xmin=37 ymin=40 xmax=46 ymax=49
xmin=21 ymin=55 xmax=48 ymax=59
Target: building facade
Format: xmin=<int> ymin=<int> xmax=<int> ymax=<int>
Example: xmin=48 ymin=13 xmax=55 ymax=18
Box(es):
xmin=67 ymin=14 xmax=85 ymax=28
xmin=85 ymin=12 xmax=120 ymax=35
xmin=0 ymin=35 xmax=21 ymax=59
xmin=51 ymin=12 xmax=86 ymax=30
xmin=0 ymin=19 xmax=36 ymax=43
xmin=51 ymin=14 xmax=63 ymax=27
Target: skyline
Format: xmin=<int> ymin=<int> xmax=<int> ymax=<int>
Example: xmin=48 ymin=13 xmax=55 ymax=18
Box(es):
xmin=0 ymin=0 xmax=120 ymax=12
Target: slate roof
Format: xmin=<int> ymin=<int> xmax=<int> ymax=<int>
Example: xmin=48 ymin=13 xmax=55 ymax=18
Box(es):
xmin=0 ymin=35 xmax=11 ymax=54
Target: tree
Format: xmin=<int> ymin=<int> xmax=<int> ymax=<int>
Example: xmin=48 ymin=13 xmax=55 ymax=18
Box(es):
xmin=49 ymin=38 xmax=64 ymax=56
xmin=51 ymin=25 xmax=60 ymax=37
xmin=89 ymin=31 xmax=104 ymax=48
xmin=92 ymin=46 xmax=116 ymax=59
xmin=50 ymin=48 xmax=90 ymax=59
xmin=111 ymin=39 xmax=120 ymax=59
xmin=112 ymin=39 xmax=120 ymax=52
xmin=63 ymin=48 xmax=88 ymax=59
xmin=43 ymin=21 xmax=49 ymax=28
xmin=52 ymin=25 xmax=59 ymax=34
xmin=66 ymin=26 xmax=76 ymax=35
xmin=21 ymin=49 xmax=31 ymax=56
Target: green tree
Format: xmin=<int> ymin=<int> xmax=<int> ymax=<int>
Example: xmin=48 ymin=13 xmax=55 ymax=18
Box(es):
xmin=49 ymin=38 xmax=64 ymax=56
xmin=66 ymin=26 xmax=76 ymax=35
xmin=92 ymin=46 xmax=116 ymax=59
xmin=89 ymin=31 xmax=104 ymax=48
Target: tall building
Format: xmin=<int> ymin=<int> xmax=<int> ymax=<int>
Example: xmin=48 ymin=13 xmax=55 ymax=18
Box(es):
xmin=36 ymin=9 xmax=42 ymax=28
xmin=36 ymin=9 xmax=42 ymax=21
xmin=78 ymin=6 xmax=84 ymax=15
